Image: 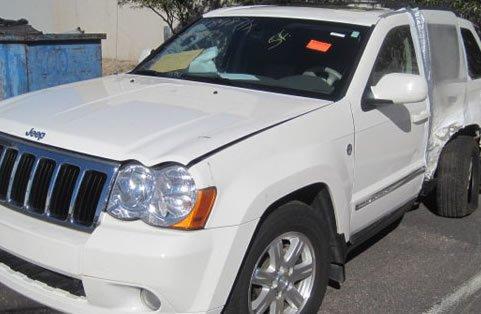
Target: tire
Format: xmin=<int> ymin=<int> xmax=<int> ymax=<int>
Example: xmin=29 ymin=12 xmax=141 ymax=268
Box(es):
xmin=223 ymin=202 xmax=329 ymax=314
xmin=435 ymin=135 xmax=480 ymax=218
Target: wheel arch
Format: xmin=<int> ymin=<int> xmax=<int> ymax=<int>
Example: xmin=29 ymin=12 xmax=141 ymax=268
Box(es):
xmin=426 ymin=123 xmax=480 ymax=183
xmin=223 ymin=183 xmax=348 ymax=310
xmin=452 ymin=124 xmax=480 ymax=140
xmin=258 ymin=183 xmax=348 ymax=274
xmin=423 ymin=124 xmax=480 ymax=201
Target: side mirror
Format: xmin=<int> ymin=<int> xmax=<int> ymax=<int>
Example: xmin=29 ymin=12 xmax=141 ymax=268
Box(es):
xmin=369 ymin=73 xmax=428 ymax=105
xmin=138 ymin=48 xmax=153 ymax=64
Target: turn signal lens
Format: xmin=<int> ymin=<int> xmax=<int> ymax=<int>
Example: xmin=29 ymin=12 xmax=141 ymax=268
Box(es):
xmin=173 ymin=187 xmax=217 ymax=230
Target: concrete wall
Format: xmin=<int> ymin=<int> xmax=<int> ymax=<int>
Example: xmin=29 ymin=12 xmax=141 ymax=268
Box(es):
xmin=0 ymin=0 xmax=168 ymax=61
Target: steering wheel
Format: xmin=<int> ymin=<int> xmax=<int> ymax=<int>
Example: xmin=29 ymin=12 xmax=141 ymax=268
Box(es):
xmin=303 ymin=66 xmax=342 ymax=86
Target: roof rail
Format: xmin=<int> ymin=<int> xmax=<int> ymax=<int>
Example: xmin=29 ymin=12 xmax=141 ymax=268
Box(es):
xmin=252 ymin=0 xmax=459 ymax=14
xmin=370 ymin=1 xmax=452 ymax=11
xmin=252 ymin=0 xmax=387 ymax=10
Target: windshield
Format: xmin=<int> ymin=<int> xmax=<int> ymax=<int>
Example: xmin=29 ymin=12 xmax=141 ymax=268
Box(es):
xmin=134 ymin=17 xmax=370 ymax=100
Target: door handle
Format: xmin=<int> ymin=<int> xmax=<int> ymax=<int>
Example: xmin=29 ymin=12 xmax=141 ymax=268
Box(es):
xmin=412 ymin=110 xmax=430 ymax=124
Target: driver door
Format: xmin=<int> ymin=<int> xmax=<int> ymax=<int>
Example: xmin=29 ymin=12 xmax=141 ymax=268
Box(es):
xmin=349 ymin=15 xmax=429 ymax=234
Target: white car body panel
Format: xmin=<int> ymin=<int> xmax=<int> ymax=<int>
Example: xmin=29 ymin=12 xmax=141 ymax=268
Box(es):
xmin=0 ymin=5 xmax=479 ymax=314
xmin=0 ymin=204 xmax=258 ymax=313
xmin=0 ymin=75 xmax=327 ymax=166
xmin=202 ymin=99 xmax=354 ymax=233
xmin=460 ymin=19 xmax=481 ymax=130
xmin=347 ymin=13 xmax=430 ymax=233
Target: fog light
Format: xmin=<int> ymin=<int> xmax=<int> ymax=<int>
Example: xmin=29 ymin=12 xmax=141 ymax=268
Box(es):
xmin=140 ymin=289 xmax=161 ymax=311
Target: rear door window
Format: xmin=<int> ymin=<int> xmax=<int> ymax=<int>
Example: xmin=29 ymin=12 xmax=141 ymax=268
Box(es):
xmin=461 ymin=28 xmax=481 ymax=79
xmin=429 ymin=24 xmax=465 ymax=82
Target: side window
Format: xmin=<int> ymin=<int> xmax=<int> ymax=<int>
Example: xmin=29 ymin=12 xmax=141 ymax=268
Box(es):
xmin=429 ymin=24 xmax=463 ymax=82
xmin=370 ymin=26 xmax=419 ymax=85
xmin=461 ymin=28 xmax=481 ymax=79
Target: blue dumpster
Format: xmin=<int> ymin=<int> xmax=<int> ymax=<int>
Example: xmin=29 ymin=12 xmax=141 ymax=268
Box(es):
xmin=0 ymin=19 xmax=106 ymax=100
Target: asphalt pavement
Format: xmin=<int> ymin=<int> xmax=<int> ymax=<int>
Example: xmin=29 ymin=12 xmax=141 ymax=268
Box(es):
xmin=1 ymin=202 xmax=481 ymax=313
xmin=320 ymin=202 xmax=481 ymax=313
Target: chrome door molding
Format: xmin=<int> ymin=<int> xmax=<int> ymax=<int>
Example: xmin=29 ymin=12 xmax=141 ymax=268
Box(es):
xmin=356 ymin=167 xmax=425 ymax=211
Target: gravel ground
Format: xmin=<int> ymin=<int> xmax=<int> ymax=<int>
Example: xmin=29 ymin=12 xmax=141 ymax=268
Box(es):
xmin=1 ymin=202 xmax=481 ymax=313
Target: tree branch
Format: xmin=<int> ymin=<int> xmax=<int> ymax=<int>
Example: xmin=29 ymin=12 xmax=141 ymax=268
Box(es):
xmin=147 ymin=4 xmax=175 ymax=33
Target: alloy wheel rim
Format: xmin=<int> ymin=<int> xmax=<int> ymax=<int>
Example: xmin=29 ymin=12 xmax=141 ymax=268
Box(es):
xmin=248 ymin=232 xmax=316 ymax=313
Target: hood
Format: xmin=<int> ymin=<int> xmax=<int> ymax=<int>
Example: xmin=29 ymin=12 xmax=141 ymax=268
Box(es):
xmin=0 ymin=75 xmax=329 ymax=166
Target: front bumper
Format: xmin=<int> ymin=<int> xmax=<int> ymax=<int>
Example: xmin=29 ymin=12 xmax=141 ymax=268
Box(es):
xmin=0 ymin=205 xmax=258 ymax=313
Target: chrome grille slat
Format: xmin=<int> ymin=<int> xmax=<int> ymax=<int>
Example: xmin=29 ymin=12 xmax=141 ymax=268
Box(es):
xmin=29 ymin=159 xmax=56 ymax=214
xmin=44 ymin=163 xmax=62 ymax=216
xmin=75 ymin=171 xmax=107 ymax=225
xmin=0 ymin=149 xmax=19 ymax=200
xmin=49 ymin=165 xmax=80 ymax=221
xmin=0 ymin=149 xmax=7 ymax=197
xmin=7 ymin=153 xmax=24 ymax=202
xmin=10 ymin=154 xmax=36 ymax=206
xmin=0 ymin=148 xmax=7 ymax=170
xmin=67 ymin=170 xmax=85 ymax=222
xmin=0 ymin=133 xmax=120 ymax=233
xmin=23 ymin=158 xmax=41 ymax=208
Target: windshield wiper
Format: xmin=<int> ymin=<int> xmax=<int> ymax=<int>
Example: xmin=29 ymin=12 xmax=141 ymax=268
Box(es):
xmin=133 ymin=70 xmax=236 ymax=87
xmin=132 ymin=69 xmax=171 ymax=78
xmin=181 ymin=73 xmax=234 ymax=86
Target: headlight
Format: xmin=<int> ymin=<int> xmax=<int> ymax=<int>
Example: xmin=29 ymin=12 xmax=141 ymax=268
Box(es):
xmin=107 ymin=164 xmax=216 ymax=229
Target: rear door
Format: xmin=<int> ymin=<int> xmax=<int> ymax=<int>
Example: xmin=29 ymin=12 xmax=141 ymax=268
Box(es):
xmin=459 ymin=21 xmax=481 ymax=123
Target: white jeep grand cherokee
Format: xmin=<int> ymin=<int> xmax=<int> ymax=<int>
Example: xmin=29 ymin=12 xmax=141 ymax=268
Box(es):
xmin=0 ymin=5 xmax=480 ymax=314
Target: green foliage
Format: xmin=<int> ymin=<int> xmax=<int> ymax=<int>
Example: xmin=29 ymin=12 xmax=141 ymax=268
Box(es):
xmin=117 ymin=0 xmax=235 ymax=33
xmin=380 ymin=0 xmax=481 ymax=27
xmin=245 ymin=0 xmax=481 ymax=26
xmin=118 ymin=0 xmax=481 ymax=33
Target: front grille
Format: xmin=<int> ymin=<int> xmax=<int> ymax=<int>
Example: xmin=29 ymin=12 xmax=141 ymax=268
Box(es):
xmin=0 ymin=149 xmax=18 ymax=199
xmin=11 ymin=154 xmax=35 ymax=205
xmin=74 ymin=171 xmax=107 ymax=225
xmin=0 ymin=249 xmax=85 ymax=297
xmin=28 ymin=159 xmax=56 ymax=213
xmin=49 ymin=165 xmax=80 ymax=220
xmin=0 ymin=134 xmax=119 ymax=232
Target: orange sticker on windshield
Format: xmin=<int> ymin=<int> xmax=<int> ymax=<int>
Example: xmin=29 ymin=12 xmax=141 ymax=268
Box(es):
xmin=306 ymin=40 xmax=332 ymax=53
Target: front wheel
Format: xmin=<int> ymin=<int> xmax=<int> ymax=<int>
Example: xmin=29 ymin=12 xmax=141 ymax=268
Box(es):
xmin=224 ymin=202 xmax=329 ymax=313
